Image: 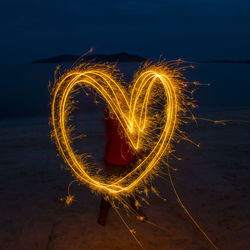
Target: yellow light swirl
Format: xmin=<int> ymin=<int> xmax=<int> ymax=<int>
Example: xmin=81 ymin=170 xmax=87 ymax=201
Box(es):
xmin=50 ymin=62 xmax=186 ymax=196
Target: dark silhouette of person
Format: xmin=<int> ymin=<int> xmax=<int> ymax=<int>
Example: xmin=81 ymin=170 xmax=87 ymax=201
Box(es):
xmin=97 ymin=107 xmax=147 ymax=226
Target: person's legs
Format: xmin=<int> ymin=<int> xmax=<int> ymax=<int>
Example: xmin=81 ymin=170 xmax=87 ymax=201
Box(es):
xmin=98 ymin=197 xmax=111 ymax=226
xmin=98 ymin=162 xmax=147 ymax=225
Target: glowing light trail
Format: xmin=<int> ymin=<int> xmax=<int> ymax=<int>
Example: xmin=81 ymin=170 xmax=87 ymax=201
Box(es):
xmin=50 ymin=62 xmax=187 ymax=197
xmin=50 ymin=61 xmax=218 ymax=249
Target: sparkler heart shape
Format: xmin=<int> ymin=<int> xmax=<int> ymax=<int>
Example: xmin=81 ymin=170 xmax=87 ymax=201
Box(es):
xmin=51 ymin=63 xmax=183 ymax=196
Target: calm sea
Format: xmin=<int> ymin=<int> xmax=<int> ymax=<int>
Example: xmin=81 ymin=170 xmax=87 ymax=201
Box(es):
xmin=0 ymin=62 xmax=249 ymax=120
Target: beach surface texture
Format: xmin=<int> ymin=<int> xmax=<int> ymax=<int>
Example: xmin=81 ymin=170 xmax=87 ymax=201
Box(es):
xmin=0 ymin=109 xmax=249 ymax=250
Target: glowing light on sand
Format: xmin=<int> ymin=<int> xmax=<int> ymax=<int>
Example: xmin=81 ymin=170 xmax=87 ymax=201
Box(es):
xmin=50 ymin=61 xmax=218 ymax=249
xmin=50 ymin=61 xmax=191 ymax=198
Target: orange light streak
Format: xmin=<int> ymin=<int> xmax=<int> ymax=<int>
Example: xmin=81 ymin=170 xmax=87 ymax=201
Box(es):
xmin=50 ymin=62 xmax=190 ymax=197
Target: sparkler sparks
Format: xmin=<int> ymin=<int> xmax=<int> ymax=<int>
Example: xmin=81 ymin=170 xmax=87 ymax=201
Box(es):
xmin=50 ymin=60 xmax=219 ymax=249
xmin=50 ymin=61 xmax=192 ymax=199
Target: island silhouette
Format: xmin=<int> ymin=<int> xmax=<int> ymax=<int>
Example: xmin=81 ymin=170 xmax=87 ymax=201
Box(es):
xmin=33 ymin=53 xmax=250 ymax=64
xmin=33 ymin=52 xmax=148 ymax=63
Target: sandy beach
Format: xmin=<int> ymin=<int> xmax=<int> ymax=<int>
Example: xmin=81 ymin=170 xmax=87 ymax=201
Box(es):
xmin=0 ymin=109 xmax=249 ymax=250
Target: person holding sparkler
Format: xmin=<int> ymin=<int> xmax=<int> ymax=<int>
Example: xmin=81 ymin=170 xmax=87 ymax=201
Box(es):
xmin=98 ymin=107 xmax=147 ymax=226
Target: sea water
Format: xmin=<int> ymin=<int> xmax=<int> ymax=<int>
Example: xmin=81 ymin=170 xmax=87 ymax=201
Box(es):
xmin=0 ymin=62 xmax=249 ymax=120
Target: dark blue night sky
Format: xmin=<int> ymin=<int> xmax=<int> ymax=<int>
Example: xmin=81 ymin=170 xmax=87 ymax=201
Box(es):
xmin=1 ymin=0 xmax=250 ymax=63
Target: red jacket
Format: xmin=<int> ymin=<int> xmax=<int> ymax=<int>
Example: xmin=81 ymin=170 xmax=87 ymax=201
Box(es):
xmin=104 ymin=108 xmax=136 ymax=165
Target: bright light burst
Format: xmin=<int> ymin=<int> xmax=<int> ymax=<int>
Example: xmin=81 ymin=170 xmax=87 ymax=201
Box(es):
xmin=50 ymin=60 xmax=194 ymax=199
xmin=50 ymin=60 xmax=220 ymax=249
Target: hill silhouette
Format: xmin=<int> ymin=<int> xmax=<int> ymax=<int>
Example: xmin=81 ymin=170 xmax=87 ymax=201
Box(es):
xmin=33 ymin=52 xmax=148 ymax=63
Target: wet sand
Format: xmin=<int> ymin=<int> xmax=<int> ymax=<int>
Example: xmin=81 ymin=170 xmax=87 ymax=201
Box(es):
xmin=0 ymin=109 xmax=249 ymax=249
